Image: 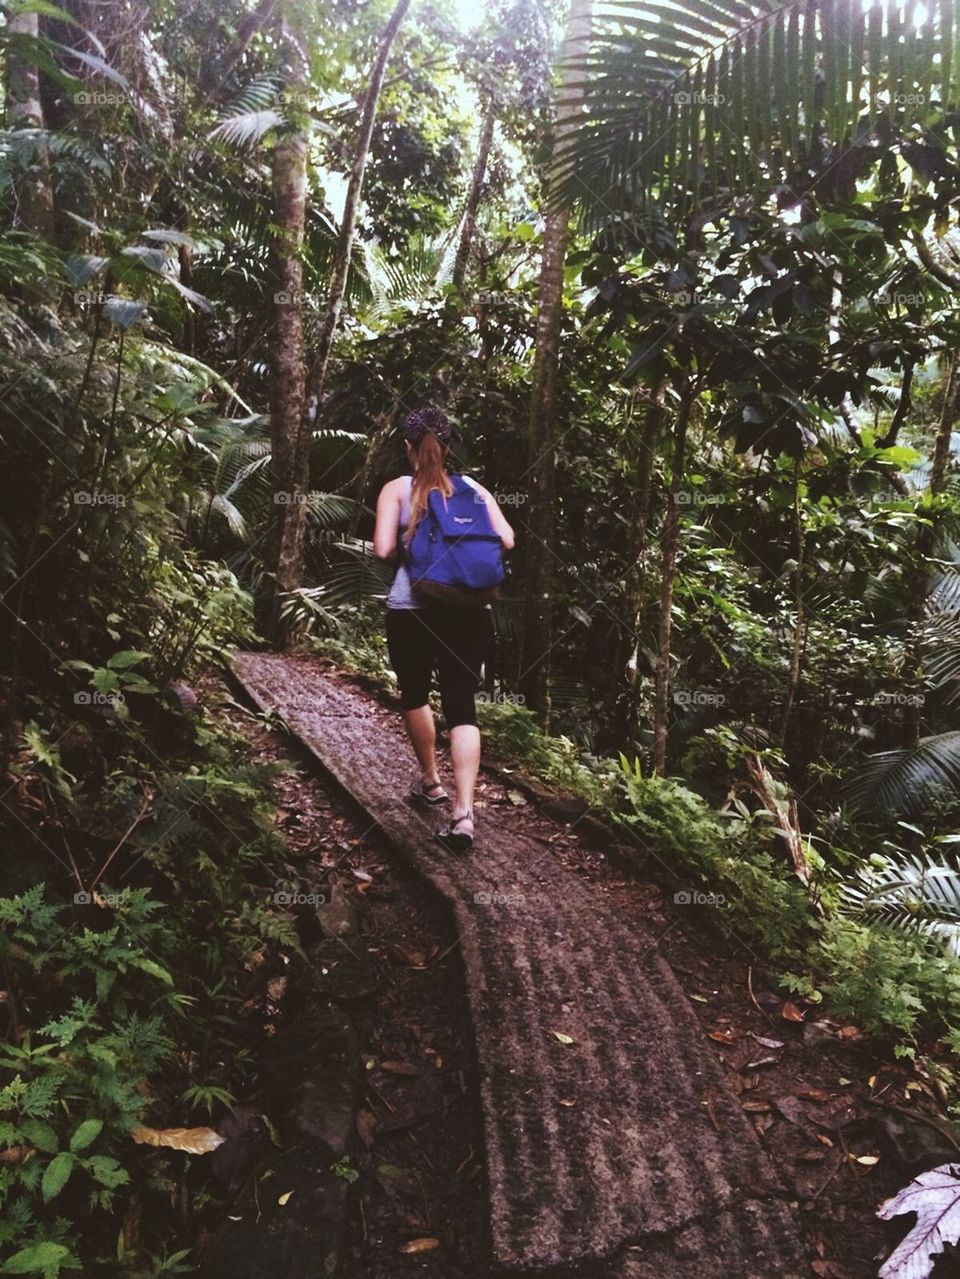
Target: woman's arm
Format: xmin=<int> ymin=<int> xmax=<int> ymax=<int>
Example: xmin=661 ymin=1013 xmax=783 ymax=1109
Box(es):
xmin=472 ymin=482 xmax=516 ymax=550
xmin=372 ymin=479 xmax=403 ymax=560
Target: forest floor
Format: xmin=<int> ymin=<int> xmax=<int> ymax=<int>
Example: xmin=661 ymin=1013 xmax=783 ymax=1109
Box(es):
xmin=205 ymin=655 xmax=960 ymax=1279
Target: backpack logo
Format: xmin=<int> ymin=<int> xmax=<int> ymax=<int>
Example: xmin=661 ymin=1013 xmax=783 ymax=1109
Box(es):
xmin=453 ymin=516 xmax=473 ymax=524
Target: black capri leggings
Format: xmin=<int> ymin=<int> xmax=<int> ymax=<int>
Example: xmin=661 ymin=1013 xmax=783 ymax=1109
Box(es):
xmin=385 ymin=606 xmax=494 ymax=729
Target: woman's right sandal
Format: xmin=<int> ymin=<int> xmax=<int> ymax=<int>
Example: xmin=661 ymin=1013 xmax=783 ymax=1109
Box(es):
xmin=436 ymin=811 xmax=474 ymax=852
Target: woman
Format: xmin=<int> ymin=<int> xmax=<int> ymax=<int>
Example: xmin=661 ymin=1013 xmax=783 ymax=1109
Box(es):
xmin=373 ymin=405 xmax=515 ymax=851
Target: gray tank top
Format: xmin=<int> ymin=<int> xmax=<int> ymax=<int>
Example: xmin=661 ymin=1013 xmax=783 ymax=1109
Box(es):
xmin=385 ymin=473 xmax=486 ymax=609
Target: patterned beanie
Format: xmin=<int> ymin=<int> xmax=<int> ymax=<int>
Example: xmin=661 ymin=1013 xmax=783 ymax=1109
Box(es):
xmin=402 ymin=405 xmax=452 ymax=446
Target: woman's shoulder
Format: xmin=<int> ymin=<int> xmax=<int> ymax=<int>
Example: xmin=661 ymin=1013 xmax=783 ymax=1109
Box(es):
xmin=381 ymin=474 xmax=412 ymax=493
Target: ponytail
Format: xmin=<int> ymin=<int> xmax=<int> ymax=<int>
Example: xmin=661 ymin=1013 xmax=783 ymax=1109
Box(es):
xmin=405 ymin=431 xmax=453 ymax=545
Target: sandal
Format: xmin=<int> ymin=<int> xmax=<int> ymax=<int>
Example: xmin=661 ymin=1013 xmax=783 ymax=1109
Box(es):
xmin=436 ymin=811 xmax=474 ymax=853
xmin=409 ymin=776 xmax=449 ymax=807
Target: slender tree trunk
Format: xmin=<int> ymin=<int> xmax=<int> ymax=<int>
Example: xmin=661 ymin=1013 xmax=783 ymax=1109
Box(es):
xmin=777 ymin=457 xmax=806 ymax=747
xmin=621 ymin=379 xmax=667 ymax=732
xmin=259 ymin=0 xmax=409 ymax=642
xmin=652 ymin=373 xmax=694 ymax=774
xmin=255 ymin=12 xmax=309 ymax=644
xmin=519 ymin=0 xmax=593 ymax=726
xmin=5 ymin=10 xmax=55 ymax=240
xmin=903 ymin=353 xmax=960 ymax=747
xmin=304 ymin=0 xmax=411 ymax=410
xmin=452 ymin=95 xmax=496 ymax=290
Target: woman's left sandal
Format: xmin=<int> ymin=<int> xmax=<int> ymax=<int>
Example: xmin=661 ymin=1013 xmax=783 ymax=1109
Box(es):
xmin=409 ymin=778 xmax=449 ymax=807
xmin=435 ymin=813 xmax=474 ymax=853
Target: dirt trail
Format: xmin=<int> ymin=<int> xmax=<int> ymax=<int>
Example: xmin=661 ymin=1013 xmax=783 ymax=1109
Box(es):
xmin=230 ymin=651 xmax=811 ymax=1277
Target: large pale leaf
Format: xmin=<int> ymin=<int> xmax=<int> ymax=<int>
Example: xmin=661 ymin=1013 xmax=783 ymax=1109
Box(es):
xmin=878 ymin=1162 xmax=960 ymax=1277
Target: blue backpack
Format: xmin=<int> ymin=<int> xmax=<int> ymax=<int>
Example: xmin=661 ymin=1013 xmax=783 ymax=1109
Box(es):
xmin=405 ymin=475 xmax=505 ymax=606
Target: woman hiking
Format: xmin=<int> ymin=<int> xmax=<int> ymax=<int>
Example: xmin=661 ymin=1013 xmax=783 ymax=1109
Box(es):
xmin=373 ymin=405 xmax=515 ymax=851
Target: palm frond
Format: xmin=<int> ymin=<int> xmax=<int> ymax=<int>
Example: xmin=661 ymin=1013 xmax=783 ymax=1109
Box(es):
xmin=840 ymin=849 xmax=960 ymax=956
xmin=554 ymin=0 xmax=959 ymax=217
xmin=844 ymin=731 xmax=960 ymax=816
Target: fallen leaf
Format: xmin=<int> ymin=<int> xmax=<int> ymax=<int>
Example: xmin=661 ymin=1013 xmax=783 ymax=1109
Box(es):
xmin=854 ymin=1154 xmax=880 ymax=1166
xmin=550 ymin=1031 xmax=575 ymax=1045
xmin=0 ymin=1146 xmax=35 ymax=1165
xmin=781 ymin=1001 xmax=806 ymax=1022
xmin=752 ymin=1035 xmax=786 ymax=1049
xmin=742 ymin=1100 xmax=772 ymax=1112
xmin=839 ymin=1024 xmax=861 ymax=1039
xmin=356 ymin=1109 xmax=377 ymax=1149
xmin=400 ymin=1237 xmax=440 ymax=1254
xmin=878 ymin=1162 xmax=960 ymax=1277
xmin=505 ymin=789 xmax=527 ymax=806
xmin=797 ymin=1150 xmax=826 ymax=1163
xmin=393 ymin=945 xmax=428 ymax=968
xmin=797 ymin=1088 xmax=831 ymax=1102
xmin=266 ymin=976 xmax=287 ymax=1002
xmin=379 ymin=1061 xmax=421 ymax=1076
xmin=689 ymin=993 xmax=709 ymax=1003
xmin=816 ymin=1133 xmax=835 ymax=1147
xmin=559 ymin=1098 xmax=576 ymax=1107
xmin=709 ymin=1028 xmax=740 ymax=1043
xmin=351 ymin=869 xmax=373 ymax=883
xmin=278 ymin=1191 xmax=293 ymax=1205
xmin=131 ymin=1126 xmax=224 ymax=1155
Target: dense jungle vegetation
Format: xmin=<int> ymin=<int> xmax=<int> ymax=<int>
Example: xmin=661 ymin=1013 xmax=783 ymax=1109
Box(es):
xmin=5 ymin=0 xmax=960 ymax=1271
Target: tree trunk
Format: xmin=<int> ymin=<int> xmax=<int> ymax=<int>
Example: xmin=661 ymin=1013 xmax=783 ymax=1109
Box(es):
xmin=452 ymin=94 xmax=496 ymax=290
xmin=519 ymin=0 xmax=593 ymax=726
xmin=777 ymin=457 xmax=806 ymax=748
xmin=902 ymin=352 xmax=960 ymax=747
xmin=255 ymin=29 xmax=309 ymax=644
xmin=259 ymin=0 xmax=409 ymax=642
xmin=304 ymin=0 xmax=411 ymax=410
xmin=652 ymin=373 xmax=694 ymax=774
xmin=620 ymin=379 xmax=667 ymax=739
xmin=5 ymin=9 xmax=55 ymax=240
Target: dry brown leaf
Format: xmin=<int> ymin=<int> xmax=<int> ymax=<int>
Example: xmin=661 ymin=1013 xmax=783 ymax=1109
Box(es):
xmin=559 ymin=1098 xmax=576 ymax=1107
xmin=781 ymin=1001 xmax=806 ymax=1022
xmin=393 ymin=945 xmax=428 ymax=969
xmin=379 ymin=1061 xmax=421 ymax=1076
xmin=741 ymin=1100 xmax=772 ymax=1112
xmin=709 ymin=1028 xmax=740 ymax=1043
xmin=399 ymin=1237 xmax=439 ymax=1254
xmin=356 ymin=1109 xmax=377 ymax=1149
xmin=131 ymin=1125 xmax=225 ymax=1155
xmin=0 ymin=1146 xmax=35 ymax=1165
xmin=550 ymin=1030 xmax=575 ymax=1045
xmin=797 ymin=1088 xmax=831 ymax=1102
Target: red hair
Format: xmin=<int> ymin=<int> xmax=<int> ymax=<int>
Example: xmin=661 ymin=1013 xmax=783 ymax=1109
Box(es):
xmin=404 ymin=431 xmax=453 ymax=546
